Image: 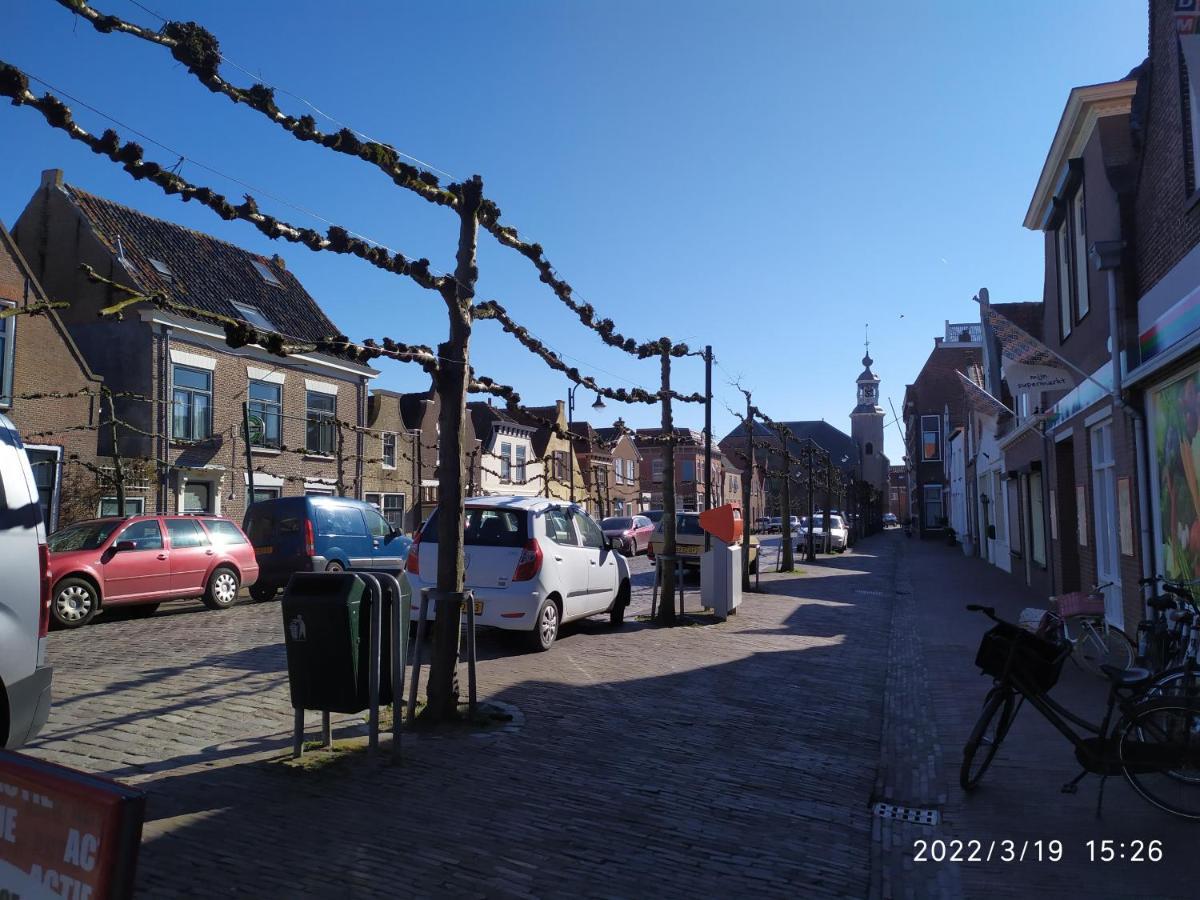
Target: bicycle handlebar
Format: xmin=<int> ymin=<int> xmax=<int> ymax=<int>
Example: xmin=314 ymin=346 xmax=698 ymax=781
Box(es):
xmin=966 ymin=604 xmax=998 ymax=621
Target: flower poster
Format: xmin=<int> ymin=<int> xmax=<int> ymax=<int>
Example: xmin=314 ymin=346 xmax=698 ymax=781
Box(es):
xmin=1152 ymin=367 xmax=1200 ymax=579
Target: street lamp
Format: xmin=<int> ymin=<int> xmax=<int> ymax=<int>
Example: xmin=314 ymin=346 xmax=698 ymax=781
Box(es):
xmin=567 ymin=384 xmax=605 ymax=503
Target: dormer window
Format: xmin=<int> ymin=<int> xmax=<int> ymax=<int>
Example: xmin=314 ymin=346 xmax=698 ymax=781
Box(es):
xmin=148 ymin=257 xmax=173 ymax=281
xmin=251 ymin=259 xmax=283 ymax=287
xmin=231 ymin=301 xmax=277 ymax=332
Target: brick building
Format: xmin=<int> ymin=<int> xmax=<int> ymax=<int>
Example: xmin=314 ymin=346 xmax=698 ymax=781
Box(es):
xmin=568 ymin=421 xmax=614 ymax=517
xmin=595 ymin=423 xmax=643 ymax=516
xmin=902 ymin=328 xmax=983 ymax=538
xmin=0 ymin=220 xmax=105 ymax=530
xmin=13 ymin=170 xmax=377 ymax=523
xmin=635 ymin=427 xmax=711 ymax=512
xmin=511 ymin=401 xmax=581 ymax=502
xmin=888 ymin=465 xmax=909 ymax=522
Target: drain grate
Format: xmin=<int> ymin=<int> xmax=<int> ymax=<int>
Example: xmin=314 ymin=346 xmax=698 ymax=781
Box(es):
xmin=872 ymin=802 xmax=940 ymax=826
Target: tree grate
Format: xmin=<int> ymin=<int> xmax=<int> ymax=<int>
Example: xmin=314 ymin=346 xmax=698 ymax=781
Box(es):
xmin=872 ymin=802 xmax=940 ymax=826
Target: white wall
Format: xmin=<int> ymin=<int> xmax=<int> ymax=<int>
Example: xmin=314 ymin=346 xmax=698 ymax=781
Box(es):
xmin=478 ymin=434 xmax=544 ymax=497
xmin=948 ymin=432 xmax=967 ymax=538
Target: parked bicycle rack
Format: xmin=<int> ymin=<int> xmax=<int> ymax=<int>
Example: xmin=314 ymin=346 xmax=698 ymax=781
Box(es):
xmin=406 ymin=588 xmax=479 ymax=723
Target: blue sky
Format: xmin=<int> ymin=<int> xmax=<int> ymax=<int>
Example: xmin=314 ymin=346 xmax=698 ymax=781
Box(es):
xmin=2 ymin=1 xmax=1147 ymax=459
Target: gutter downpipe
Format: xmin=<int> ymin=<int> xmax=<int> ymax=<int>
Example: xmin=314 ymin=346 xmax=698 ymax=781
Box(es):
xmin=1092 ymin=240 xmax=1154 ymax=608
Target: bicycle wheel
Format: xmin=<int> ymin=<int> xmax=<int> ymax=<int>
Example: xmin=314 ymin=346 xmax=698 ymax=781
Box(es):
xmin=961 ymin=687 xmax=1017 ymax=791
xmin=1067 ymin=616 xmax=1135 ymax=676
xmin=1145 ymin=667 xmax=1200 ymax=783
xmin=1118 ymin=699 xmax=1200 ymax=820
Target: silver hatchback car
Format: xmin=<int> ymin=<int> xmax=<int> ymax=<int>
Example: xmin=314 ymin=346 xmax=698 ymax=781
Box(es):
xmin=0 ymin=412 xmax=53 ymax=748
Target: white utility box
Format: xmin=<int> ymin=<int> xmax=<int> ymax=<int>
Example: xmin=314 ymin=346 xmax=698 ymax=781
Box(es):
xmin=701 ymin=541 xmax=743 ymax=620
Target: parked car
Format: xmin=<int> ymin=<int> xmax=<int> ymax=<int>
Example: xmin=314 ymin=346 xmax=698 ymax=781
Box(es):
xmin=243 ymin=495 xmax=412 ymax=601
xmin=601 ymin=515 xmax=655 ymax=555
xmin=643 ymin=509 xmax=665 ymax=526
xmin=405 ymin=496 xmax=631 ymax=651
xmin=883 ymin=513 xmax=898 ymax=527
xmin=767 ymin=517 xmax=782 ymax=533
xmin=0 ymin=413 xmax=53 ymax=748
xmin=646 ymin=512 xmax=759 ymax=573
xmin=754 ymin=516 xmax=771 ymax=534
xmin=47 ymin=514 xmax=261 ymax=628
xmin=797 ymin=513 xmax=849 ymax=552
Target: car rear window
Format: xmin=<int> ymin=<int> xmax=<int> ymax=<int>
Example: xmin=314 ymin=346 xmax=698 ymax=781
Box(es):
xmin=603 ymin=517 xmax=633 ymax=530
xmin=205 ymin=519 xmax=249 ymax=545
xmin=245 ymin=513 xmax=274 ymax=546
xmin=422 ymin=508 xmax=527 ymax=547
xmin=676 ymin=515 xmax=704 ymax=536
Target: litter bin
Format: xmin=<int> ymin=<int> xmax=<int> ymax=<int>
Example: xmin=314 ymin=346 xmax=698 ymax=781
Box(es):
xmin=281 ymin=573 xmax=394 ymax=714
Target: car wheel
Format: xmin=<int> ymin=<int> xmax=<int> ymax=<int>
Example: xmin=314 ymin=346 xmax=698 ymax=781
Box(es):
xmin=527 ymin=598 xmax=559 ymax=652
xmin=52 ymin=578 xmax=99 ymax=629
xmin=250 ymin=584 xmax=277 ymax=603
xmin=749 ymin=557 xmax=758 ymax=575
xmin=202 ymin=566 xmax=241 ymax=610
xmin=610 ymin=580 xmax=631 ymax=626
xmin=325 ymin=561 xmax=345 ymax=572
xmin=629 ymin=539 xmax=638 ymax=557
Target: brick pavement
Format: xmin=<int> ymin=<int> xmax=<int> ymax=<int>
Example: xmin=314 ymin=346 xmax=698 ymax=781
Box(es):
xmin=879 ymin=533 xmax=1197 ymax=899
xmin=25 ymin=539 xmax=897 ymax=898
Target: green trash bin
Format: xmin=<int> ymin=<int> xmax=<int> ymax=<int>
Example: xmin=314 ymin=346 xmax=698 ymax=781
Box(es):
xmin=281 ymin=573 xmax=380 ymax=714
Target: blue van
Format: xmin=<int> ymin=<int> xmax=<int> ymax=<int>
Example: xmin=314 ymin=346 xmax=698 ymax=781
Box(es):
xmin=242 ymin=496 xmax=412 ymax=601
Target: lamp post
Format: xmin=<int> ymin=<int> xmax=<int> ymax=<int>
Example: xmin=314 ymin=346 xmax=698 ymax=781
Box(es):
xmin=567 ymin=384 xmax=605 ymax=504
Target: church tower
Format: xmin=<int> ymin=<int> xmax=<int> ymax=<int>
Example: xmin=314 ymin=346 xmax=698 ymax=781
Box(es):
xmin=851 ymin=332 xmax=886 ymax=491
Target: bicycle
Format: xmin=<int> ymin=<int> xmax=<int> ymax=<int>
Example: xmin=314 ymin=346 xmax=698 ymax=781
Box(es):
xmin=1048 ymin=581 xmax=1135 ymax=676
xmin=960 ymin=604 xmax=1200 ymax=820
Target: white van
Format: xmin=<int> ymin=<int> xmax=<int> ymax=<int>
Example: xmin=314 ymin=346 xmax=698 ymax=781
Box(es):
xmin=0 ymin=412 xmax=52 ymax=748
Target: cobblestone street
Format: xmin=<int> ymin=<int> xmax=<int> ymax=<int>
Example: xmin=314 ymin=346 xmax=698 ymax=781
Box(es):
xmin=23 ymin=532 xmax=1200 ymax=898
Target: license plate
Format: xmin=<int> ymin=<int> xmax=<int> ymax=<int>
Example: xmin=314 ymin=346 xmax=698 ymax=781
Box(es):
xmin=677 ymin=545 xmax=701 ymax=556
xmin=473 ymin=600 xmax=484 ymax=615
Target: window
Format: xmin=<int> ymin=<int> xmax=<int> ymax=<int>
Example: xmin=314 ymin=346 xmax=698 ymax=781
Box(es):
xmin=1072 ymin=190 xmax=1089 ymax=320
xmin=25 ymin=447 xmax=60 ymax=530
xmin=147 ymin=257 xmax=173 ymax=281
xmin=0 ymin=302 xmax=12 ymax=406
xmin=1029 ymin=470 xmax=1046 ymax=566
xmin=251 ymin=259 xmax=282 ymax=287
xmin=1180 ymin=34 xmax=1200 ymax=192
xmin=511 ymin=446 xmax=525 ymax=487
xmin=117 ymin=519 xmax=163 ymax=550
xmin=306 ymin=391 xmax=337 ymax=455
xmin=920 ymin=415 xmax=941 ymax=461
xmin=248 ymin=380 xmax=282 ymax=449
xmin=382 ymin=433 xmax=397 ymax=468
xmin=232 ymin=301 xmax=277 ymax=331
xmin=1057 ymin=221 xmax=1073 ymax=340
xmin=680 ymin=460 xmax=696 ymax=482
xmin=552 ymin=451 xmax=567 ymax=481
xmin=172 ymin=365 xmax=212 ymax=440
xmin=318 ymin=506 xmax=367 ymax=537
xmin=923 ymin=484 xmax=944 ymax=526
xmin=99 ymin=497 xmax=145 ymax=517
xmin=499 ymin=441 xmax=512 ymax=482
xmin=182 ymin=482 xmax=212 ymax=514
xmin=865 ymin=442 xmax=874 ymax=456
xmin=165 ymin=518 xmax=208 ymax=549
xmin=205 ymin=519 xmax=249 ymax=545
xmin=652 ymin=458 xmax=664 ymax=483
xmin=544 ymin=508 xmax=578 ymax=545
xmin=252 ymin=486 xmax=281 ymax=504
xmin=571 ymin=509 xmax=606 ymax=549
xmin=364 ymin=507 xmax=391 ymax=538
xmin=366 ymin=492 xmax=405 ymax=529
xmin=992 ymin=472 xmax=1007 ymax=542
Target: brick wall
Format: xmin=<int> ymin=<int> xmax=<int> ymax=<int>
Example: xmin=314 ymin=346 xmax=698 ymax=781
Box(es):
xmin=1134 ymin=0 xmax=1200 ymax=297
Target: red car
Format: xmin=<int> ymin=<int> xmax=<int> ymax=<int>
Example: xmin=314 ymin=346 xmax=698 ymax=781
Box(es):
xmin=46 ymin=515 xmax=260 ymax=628
xmin=601 ymin=515 xmax=655 ymax=556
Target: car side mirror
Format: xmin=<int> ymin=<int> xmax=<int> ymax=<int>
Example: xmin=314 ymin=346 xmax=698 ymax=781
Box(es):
xmin=114 ymin=540 xmax=137 ymax=552
xmin=608 ymin=537 xmax=623 ymax=551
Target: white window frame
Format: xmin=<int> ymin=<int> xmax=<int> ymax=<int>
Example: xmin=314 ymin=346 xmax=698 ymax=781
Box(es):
xmin=172 ymin=364 xmax=214 ymax=442
xmin=0 ymin=299 xmax=15 ymax=407
xmin=382 ymin=432 xmax=397 ymax=469
xmin=248 ymin=378 xmax=283 ymax=449
xmin=98 ymin=496 xmax=146 ymax=517
xmin=1181 ymin=35 xmax=1200 ymax=193
xmin=514 ymin=444 xmax=527 ymax=484
xmin=651 ymin=458 xmax=664 ymax=484
xmin=923 ymin=483 xmax=944 ymax=526
xmin=25 ymin=444 xmax=63 ymax=531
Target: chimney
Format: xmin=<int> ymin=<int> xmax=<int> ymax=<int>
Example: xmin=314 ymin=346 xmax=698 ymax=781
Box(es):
xmin=41 ymin=169 xmax=63 ymax=189
xmin=934 ymin=336 xmax=944 ymax=346
xmin=271 ymin=254 xmax=286 ymax=270
xmin=555 ymin=399 xmax=565 ymax=420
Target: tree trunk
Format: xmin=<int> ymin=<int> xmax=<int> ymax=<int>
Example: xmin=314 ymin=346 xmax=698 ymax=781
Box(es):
xmin=424 ymin=176 xmax=483 ymax=723
xmin=805 ymin=447 xmax=816 ymax=562
xmin=657 ymin=351 xmax=677 ymax=624
xmin=780 ymin=449 xmax=794 ymax=571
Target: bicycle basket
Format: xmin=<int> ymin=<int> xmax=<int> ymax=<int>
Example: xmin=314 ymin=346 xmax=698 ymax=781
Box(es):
xmin=975 ymin=620 xmax=1070 ymax=693
xmin=1051 ymin=591 xmax=1106 ymax=619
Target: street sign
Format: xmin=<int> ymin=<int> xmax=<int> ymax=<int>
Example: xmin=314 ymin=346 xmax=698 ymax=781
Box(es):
xmin=245 ymin=413 xmax=265 ymax=445
xmin=0 ymin=750 xmax=145 ymax=900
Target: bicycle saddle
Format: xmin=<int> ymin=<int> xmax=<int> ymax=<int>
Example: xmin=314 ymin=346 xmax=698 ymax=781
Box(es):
xmin=1100 ymin=664 xmax=1153 ymax=687
xmin=1147 ymin=595 xmax=1177 ymax=611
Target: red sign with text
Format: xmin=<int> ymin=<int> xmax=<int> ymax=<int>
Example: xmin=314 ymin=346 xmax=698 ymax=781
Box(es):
xmin=0 ymin=750 xmax=144 ymax=900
